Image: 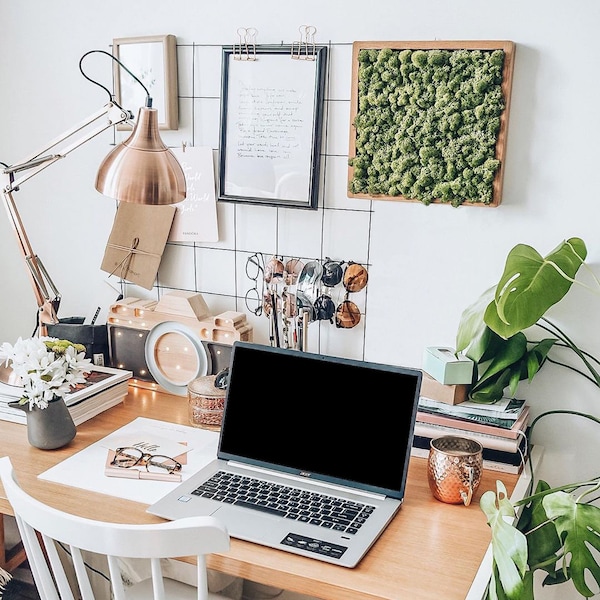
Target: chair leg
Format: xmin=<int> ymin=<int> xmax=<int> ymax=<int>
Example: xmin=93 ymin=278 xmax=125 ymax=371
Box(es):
xmin=0 ymin=514 xmax=28 ymax=572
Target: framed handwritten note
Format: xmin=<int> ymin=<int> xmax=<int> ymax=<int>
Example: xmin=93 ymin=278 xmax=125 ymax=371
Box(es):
xmin=218 ymin=45 xmax=328 ymax=209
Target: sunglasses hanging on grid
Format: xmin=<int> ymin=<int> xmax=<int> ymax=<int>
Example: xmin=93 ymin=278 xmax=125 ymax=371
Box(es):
xmin=243 ymin=253 xmax=369 ymax=349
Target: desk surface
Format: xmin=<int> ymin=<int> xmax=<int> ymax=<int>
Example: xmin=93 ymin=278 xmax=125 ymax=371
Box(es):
xmin=0 ymin=386 xmax=519 ymax=600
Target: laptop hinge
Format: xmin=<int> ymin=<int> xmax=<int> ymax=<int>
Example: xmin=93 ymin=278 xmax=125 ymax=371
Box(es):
xmin=226 ymin=460 xmax=387 ymax=501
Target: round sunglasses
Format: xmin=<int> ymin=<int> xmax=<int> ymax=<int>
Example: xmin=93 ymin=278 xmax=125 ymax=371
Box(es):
xmin=334 ymin=262 xmax=368 ymax=328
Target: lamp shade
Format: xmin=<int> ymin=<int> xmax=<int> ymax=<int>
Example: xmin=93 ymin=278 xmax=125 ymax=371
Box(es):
xmin=95 ymin=106 xmax=186 ymax=205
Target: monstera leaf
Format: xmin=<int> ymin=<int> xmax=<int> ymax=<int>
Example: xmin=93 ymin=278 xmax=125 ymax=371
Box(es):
xmin=480 ymin=481 xmax=531 ymax=600
xmin=456 ymin=238 xmax=587 ymax=403
xmin=485 ymin=238 xmax=587 ymax=339
xmin=481 ymin=477 xmax=600 ymax=600
xmin=456 ymin=286 xmax=495 ymax=359
xmin=542 ymin=491 xmax=600 ymax=597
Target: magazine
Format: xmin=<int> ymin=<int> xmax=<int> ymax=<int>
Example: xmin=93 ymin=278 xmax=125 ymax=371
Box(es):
xmin=418 ymin=395 xmax=526 ymax=421
xmin=0 ymin=365 xmax=132 ymax=425
xmin=0 ymin=365 xmax=132 ymax=405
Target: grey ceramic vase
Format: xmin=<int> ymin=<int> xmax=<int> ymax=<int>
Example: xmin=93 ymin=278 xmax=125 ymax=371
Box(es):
xmin=8 ymin=397 xmax=76 ymax=450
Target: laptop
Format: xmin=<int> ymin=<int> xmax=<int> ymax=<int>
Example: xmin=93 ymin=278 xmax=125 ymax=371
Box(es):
xmin=147 ymin=341 xmax=422 ymax=567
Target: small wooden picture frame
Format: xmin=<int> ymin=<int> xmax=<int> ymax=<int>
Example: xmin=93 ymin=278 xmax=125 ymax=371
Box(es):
xmin=348 ymin=40 xmax=515 ymax=207
xmin=112 ymin=34 xmax=179 ymax=130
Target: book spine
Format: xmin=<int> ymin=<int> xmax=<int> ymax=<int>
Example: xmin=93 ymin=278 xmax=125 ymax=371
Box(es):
xmin=410 ymin=446 xmax=523 ymax=474
xmin=412 ymin=435 xmax=525 ymax=466
xmin=0 ymin=407 xmax=26 ymax=424
xmin=413 ymin=422 xmax=524 ymax=453
xmin=0 ymin=391 xmax=126 ymax=426
xmin=70 ymin=394 xmax=127 ymax=426
xmin=418 ymin=396 xmax=524 ymax=419
xmin=416 ymin=406 xmax=521 ymax=429
xmin=416 ymin=410 xmax=527 ymax=439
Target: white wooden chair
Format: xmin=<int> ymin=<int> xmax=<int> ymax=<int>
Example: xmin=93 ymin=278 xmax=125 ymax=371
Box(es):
xmin=0 ymin=456 xmax=233 ymax=600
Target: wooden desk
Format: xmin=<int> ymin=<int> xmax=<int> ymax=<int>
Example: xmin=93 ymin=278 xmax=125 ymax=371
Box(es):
xmin=0 ymin=386 xmax=524 ymax=600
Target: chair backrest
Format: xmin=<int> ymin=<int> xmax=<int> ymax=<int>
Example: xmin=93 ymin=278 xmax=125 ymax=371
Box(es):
xmin=0 ymin=456 xmax=230 ymax=600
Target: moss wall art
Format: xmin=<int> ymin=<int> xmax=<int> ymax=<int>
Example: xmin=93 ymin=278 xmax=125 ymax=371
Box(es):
xmin=348 ymin=41 xmax=515 ymax=207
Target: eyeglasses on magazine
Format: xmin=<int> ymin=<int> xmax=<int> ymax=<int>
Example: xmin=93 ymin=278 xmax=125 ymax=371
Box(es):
xmin=111 ymin=446 xmax=182 ymax=475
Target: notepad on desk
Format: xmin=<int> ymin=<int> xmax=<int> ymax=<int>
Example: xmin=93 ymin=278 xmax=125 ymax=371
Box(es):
xmin=104 ymin=436 xmax=190 ymax=482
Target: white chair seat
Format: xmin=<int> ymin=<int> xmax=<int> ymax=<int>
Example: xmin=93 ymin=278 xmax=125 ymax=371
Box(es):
xmin=0 ymin=456 xmax=234 ymax=600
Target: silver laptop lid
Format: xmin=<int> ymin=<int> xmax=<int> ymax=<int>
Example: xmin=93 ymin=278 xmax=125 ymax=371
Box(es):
xmin=217 ymin=342 xmax=422 ymax=501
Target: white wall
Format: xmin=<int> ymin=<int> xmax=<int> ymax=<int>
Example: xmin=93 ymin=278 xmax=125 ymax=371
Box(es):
xmin=1 ymin=3 xmax=599 ymax=597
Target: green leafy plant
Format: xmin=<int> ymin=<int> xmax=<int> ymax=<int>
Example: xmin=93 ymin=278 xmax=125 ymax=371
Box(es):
xmin=455 ymin=237 xmax=600 ymax=598
xmin=456 ymin=237 xmax=600 ymax=404
xmin=482 ymin=473 xmax=600 ymax=600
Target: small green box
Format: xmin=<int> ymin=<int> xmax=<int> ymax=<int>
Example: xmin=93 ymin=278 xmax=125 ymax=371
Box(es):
xmin=422 ymin=347 xmax=474 ymax=385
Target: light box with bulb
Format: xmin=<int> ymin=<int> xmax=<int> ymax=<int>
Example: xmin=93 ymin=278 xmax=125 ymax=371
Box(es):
xmin=107 ymin=291 xmax=252 ymax=396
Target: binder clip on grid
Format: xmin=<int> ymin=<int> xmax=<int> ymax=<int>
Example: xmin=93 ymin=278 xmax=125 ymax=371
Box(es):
xmin=291 ymin=25 xmax=317 ymax=60
xmin=234 ymin=27 xmax=258 ymax=61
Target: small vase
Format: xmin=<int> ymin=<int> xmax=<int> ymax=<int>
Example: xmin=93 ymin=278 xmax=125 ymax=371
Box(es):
xmin=8 ymin=397 xmax=76 ymax=450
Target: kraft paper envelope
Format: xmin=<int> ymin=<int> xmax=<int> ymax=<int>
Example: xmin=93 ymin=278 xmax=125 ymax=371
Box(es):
xmin=101 ymin=202 xmax=176 ymax=290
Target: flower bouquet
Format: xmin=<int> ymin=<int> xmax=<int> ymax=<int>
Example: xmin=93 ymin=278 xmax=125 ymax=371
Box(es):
xmin=0 ymin=337 xmax=91 ymax=410
xmin=0 ymin=337 xmax=92 ymax=449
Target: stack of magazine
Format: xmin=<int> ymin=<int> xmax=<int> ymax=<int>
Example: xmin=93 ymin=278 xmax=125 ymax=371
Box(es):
xmin=413 ymin=395 xmax=530 ymax=473
xmin=0 ymin=365 xmax=132 ymax=426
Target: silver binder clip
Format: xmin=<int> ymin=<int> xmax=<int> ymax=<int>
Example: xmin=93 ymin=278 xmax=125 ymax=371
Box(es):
xmin=291 ymin=25 xmax=317 ymax=60
xmin=234 ymin=27 xmax=258 ymax=61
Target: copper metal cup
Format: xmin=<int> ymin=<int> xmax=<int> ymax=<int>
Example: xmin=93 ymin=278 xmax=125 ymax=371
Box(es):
xmin=427 ymin=436 xmax=483 ymax=506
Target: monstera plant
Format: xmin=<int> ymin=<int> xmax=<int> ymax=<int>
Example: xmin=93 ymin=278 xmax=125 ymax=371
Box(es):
xmin=482 ymin=474 xmax=600 ymax=600
xmin=456 ymin=237 xmax=600 ymax=403
xmin=455 ymin=237 xmax=600 ymax=599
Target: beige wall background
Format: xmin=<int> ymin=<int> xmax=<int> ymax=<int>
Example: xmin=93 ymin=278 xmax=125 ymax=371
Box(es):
xmin=1 ymin=5 xmax=599 ymax=597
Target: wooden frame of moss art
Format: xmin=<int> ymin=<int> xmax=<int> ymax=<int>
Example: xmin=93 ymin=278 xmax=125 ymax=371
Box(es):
xmin=348 ymin=41 xmax=515 ymax=207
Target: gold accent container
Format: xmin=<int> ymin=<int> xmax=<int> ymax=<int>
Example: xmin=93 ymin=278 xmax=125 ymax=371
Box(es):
xmin=427 ymin=436 xmax=483 ymax=506
xmin=187 ymin=375 xmax=226 ymax=431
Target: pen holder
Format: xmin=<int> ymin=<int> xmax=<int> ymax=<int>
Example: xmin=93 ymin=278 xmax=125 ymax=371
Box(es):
xmin=47 ymin=319 xmax=109 ymax=367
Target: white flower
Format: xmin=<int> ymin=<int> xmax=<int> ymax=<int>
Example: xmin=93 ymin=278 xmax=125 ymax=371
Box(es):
xmin=0 ymin=336 xmax=92 ymax=410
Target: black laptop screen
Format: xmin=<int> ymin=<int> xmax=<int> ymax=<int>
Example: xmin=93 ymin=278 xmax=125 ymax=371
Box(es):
xmin=217 ymin=342 xmax=422 ymax=500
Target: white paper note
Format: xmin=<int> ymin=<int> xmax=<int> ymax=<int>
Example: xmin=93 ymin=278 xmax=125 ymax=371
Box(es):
xmin=39 ymin=417 xmax=219 ymax=504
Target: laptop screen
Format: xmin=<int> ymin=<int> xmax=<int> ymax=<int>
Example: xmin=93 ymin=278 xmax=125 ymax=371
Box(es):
xmin=218 ymin=342 xmax=422 ymax=500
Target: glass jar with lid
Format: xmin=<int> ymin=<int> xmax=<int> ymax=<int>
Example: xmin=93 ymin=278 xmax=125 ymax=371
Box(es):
xmin=187 ymin=372 xmax=227 ymax=431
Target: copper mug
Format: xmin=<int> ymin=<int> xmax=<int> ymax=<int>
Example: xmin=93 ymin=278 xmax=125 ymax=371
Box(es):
xmin=427 ymin=436 xmax=483 ymax=506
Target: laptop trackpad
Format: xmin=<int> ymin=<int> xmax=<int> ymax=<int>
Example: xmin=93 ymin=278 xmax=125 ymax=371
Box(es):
xmin=214 ymin=505 xmax=280 ymax=538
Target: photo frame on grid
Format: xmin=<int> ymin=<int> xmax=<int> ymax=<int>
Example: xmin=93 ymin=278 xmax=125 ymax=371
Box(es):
xmin=218 ymin=45 xmax=328 ymax=210
xmin=112 ymin=34 xmax=179 ymax=131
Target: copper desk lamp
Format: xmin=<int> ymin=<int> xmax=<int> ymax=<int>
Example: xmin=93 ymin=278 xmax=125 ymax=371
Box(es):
xmin=1 ymin=50 xmax=186 ymax=342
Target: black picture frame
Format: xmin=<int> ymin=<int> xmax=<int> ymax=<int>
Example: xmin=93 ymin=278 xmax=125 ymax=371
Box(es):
xmin=218 ymin=45 xmax=328 ymax=210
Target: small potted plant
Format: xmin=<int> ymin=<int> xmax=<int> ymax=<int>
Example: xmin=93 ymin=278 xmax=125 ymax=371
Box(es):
xmin=455 ymin=238 xmax=600 ymax=599
xmin=0 ymin=336 xmax=91 ymax=449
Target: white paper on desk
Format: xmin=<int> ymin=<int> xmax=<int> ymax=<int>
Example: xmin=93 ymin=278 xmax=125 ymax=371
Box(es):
xmin=38 ymin=418 xmax=219 ymax=505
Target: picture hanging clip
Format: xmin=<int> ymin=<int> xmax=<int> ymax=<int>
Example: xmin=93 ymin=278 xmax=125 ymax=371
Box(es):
xmin=291 ymin=25 xmax=317 ymax=60
xmin=234 ymin=27 xmax=258 ymax=61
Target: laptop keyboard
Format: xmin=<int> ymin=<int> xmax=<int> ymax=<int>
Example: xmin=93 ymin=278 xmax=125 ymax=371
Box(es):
xmin=191 ymin=470 xmax=375 ymax=534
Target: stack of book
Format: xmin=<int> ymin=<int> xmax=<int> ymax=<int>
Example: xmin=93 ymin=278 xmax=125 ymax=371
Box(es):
xmin=412 ymin=395 xmax=530 ymax=474
xmin=0 ymin=365 xmax=133 ymax=426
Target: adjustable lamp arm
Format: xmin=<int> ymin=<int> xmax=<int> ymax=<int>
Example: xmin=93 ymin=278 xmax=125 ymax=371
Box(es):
xmin=4 ymin=103 xmax=132 ymax=193
xmin=1 ymin=102 xmax=132 ymax=334
xmin=2 ymin=50 xmax=185 ymax=338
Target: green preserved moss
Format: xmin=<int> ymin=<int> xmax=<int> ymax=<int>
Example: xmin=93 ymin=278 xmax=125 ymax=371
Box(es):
xmin=349 ymin=48 xmax=506 ymax=207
